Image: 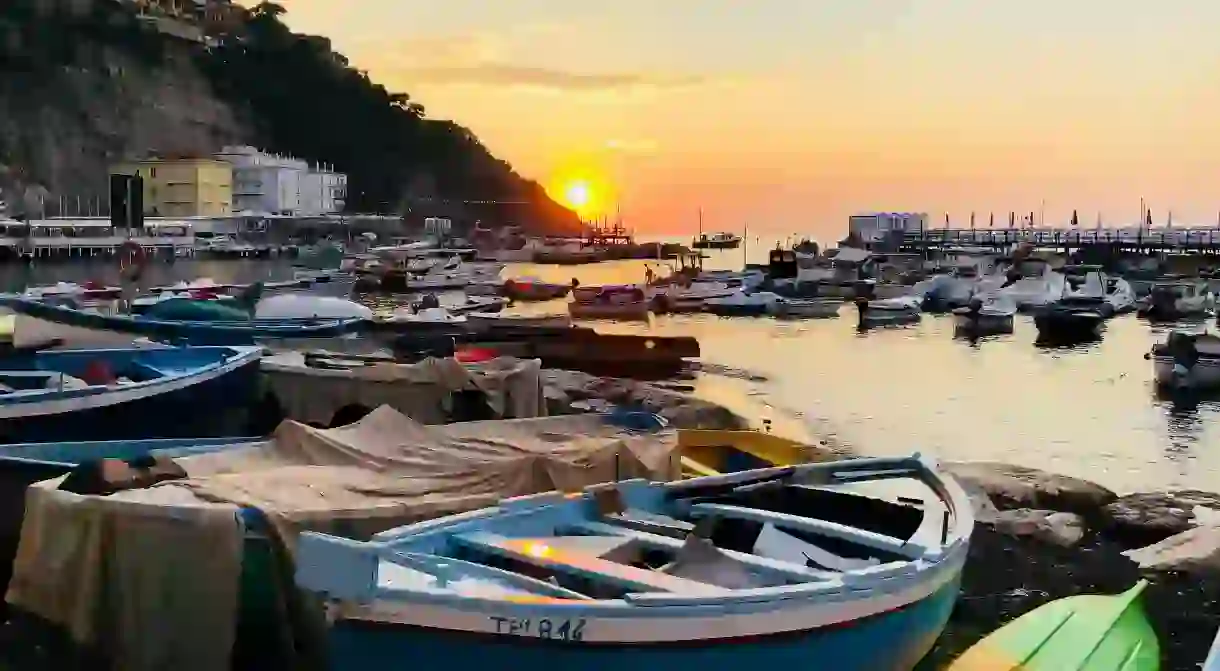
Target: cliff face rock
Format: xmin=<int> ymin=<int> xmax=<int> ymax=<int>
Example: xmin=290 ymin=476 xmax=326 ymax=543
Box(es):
xmin=0 ymin=3 xmax=248 ymax=213
xmin=0 ymin=1 xmax=578 ymax=231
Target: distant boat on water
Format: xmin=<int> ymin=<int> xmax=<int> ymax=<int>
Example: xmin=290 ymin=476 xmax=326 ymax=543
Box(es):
xmin=692 ymin=232 xmax=743 ymax=250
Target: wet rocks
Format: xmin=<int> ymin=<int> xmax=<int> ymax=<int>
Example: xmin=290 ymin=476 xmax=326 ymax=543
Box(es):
xmin=944 ymin=461 xmax=1118 ymax=517
xmin=1124 ymin=525 xmax=1220 ymax=574
xmin=1103 ymin=490 xmax=1220 ymax=547
xmin=986 ymin=509 xmax=1087 ymax=547
xmin=540 ymin=369 xmax=748 ymax=430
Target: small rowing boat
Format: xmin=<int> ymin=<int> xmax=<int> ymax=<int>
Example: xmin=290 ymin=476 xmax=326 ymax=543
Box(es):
xmin=948 ymin=580 xmax=1159 ymax=670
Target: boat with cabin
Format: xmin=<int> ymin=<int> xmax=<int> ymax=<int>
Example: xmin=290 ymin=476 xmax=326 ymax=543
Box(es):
xmin=0 ymin=345 xmax=261 ymax=443
xmin=295 ymin=453 xmax=974 ymax=671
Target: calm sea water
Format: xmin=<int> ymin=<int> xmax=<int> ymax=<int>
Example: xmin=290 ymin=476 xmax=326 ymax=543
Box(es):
xmin=6 ymin=245 xmax=1214 ymax=494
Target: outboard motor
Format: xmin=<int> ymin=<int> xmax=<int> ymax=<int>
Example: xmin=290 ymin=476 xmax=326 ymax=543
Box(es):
xmin=1166 ymin=332 xmax=1200 ymax=389
xmin=853 ymin=296 xmax=869 ymax=329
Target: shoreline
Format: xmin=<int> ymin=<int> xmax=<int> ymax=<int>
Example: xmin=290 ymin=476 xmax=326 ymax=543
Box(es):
xmin=551 ymin=367 xmax=1220 ymax=670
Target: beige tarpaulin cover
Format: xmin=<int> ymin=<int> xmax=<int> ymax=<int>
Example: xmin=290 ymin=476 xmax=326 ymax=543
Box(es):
xmin=261 ymin=353 xmax=546 ymax=425
xmin=6 ymin=407 xmax=680 ymax=671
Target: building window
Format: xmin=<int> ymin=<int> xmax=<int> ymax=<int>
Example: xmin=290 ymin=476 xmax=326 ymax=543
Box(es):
xmin=150 ymin=167 xmax=157 ymax=178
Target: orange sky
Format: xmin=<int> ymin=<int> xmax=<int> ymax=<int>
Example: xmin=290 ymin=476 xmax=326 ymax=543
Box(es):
xmin=272 ymin=0 xmax=1220 ymax=239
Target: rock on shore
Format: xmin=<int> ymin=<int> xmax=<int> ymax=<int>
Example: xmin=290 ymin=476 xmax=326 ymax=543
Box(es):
xmin=923 ymin=461 xmax=1220 ymax=670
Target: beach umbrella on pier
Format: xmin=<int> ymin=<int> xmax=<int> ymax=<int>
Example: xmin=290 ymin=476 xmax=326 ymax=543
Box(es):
xmin=989 ymin=213 xmax=994 ymax=228
xmin=1071 ymin=210 xmax=1078 ymax=227
xmin=970 ymin=212 xmax=975 ymax=230
xmin=1008 ymin=212 xmax=1015 ymax=229
xmin=1146 ymin=209 xmax=1153 ymax=229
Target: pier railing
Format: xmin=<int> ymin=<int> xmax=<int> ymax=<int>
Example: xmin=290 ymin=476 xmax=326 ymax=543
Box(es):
xmin=903 ymin=227 xmax=1220 ymax=251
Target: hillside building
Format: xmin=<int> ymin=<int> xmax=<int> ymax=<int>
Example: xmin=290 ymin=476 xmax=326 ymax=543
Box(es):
xmin=110 ymin=157 xmax=233 ymax=217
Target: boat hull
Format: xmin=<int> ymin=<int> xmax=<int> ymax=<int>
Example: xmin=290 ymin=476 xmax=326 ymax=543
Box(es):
xmin=323 ymin=572 xmax=962 ymax=671
xmin=0 ymin=352 xmax=261 ymax=443
xmin=568 ymin=302 xmax=652 ymax=321
xmin=953 ymin=312 xmax=1014 ymax=335
xmin=706 ymin=303 xmax=771 ymax=317
xmin=1152 ymin=356 xmax=1220 ymax=389
xmin=1034 ymin=312 xmax=1103 ymax=339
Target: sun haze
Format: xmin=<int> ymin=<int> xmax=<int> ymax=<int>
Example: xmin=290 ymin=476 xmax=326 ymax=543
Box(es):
xmin=272 ymin=0 xmax=1220 ymax=236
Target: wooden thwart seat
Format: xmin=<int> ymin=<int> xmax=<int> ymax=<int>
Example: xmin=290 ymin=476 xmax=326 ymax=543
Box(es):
xmin=689 ymin=503 xmax=926 ymax=558
xmin=563 ymin=520 xmax=840 ymax=583
xmin=451 ymin=531 xmax=729 ymax=596
xmin=605 ymin=509 xmax=696 ymax=539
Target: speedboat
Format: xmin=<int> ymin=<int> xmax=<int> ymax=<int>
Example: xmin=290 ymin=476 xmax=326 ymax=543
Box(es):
xmin=952 ymin=294 xmax=1017 ymax=335
xmin=854 ymin=295 xmax=922 ymax=328
xmin=1146 ymin=330 xmax=1220 ymax=390
xmin=295 ymin=455 xmax=974 ymax=671
xmin=502 ymin=277 xmax=572 ymax=301
xmin=1033 ymin=297 xmax=1106 ymax=341
xmin=1105 ymin=277 xmax=1137 ymax=315
xmin=569 ymin=287 xmax=653 ymax=321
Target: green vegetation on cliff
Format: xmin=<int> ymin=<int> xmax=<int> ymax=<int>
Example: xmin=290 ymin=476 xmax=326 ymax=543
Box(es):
xmin=0 ymin=0 xmax=579 ymax=231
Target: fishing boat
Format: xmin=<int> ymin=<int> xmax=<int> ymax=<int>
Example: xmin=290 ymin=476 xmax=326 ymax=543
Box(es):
xmin=0 ymin=345 xmax=262 ymax=443
xmin=692 ymin=231 xmax=743 ymax=249
xmin=854 ymin=295 xmax=922 ymax=328
xmin=768 ymin=297 xmax=841 ymax=319
xmin=952 ymin=294 xmax=1017 ymax=335
xmin=296 ymin=454 xmax=974 ymax=671
xmin=677 ymin=429 xmax=833 ymax=477
xmin=948 ymin=580 xmax=1158 ymax=670
xmin=2 ymin=297 xmax=363 ymax=347
xmin=1146 ymin=330 xmax=1220 ymax=389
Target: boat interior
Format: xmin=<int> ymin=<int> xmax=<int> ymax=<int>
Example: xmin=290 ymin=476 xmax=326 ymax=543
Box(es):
xmin=305 ymin=458 xmax=964 ymax=605
xmin=0 ymin=346 xmax=246 ymax=393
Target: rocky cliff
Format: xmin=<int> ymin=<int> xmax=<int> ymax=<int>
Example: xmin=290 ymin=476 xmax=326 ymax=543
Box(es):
xmin=0 ymin=0 xmax=579 ymax=232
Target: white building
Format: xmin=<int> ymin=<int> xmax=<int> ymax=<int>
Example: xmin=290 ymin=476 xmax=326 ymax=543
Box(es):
xmin=848 ymin=212 xmax=927 ymax=241
xmin=214 ymin=146 xmax=346 ymax=216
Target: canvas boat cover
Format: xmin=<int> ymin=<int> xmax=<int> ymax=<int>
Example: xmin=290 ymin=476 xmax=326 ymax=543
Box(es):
xmin=260 ymin=353 xmax=546 ymax=424
xmin=6 ymin=407 xmax=680 ymax=671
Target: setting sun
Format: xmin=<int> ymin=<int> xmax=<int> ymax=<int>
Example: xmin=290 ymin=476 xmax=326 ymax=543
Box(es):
xmin=564 ymin=181 xmax=591 ymax=209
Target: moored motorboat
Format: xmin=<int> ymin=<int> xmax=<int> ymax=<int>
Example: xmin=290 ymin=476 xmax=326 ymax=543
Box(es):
xmin=704 ymin=291 xmax=782 ymax=317
xmin=569 ymin=287 xmax=654 ymax=321
xmin=948 ymin=580 xmax=1158 ymax=670
xmin=692 ymin=231 xmax=742 ymax=249
xmin=1137 ymin=280 xmax=1214 ymax=321
xmin=296 ymin=454 xmax=974 ymax=671
xmin=854 ymin=295 xmax=922 ymax=328
xmin=502 ymin=277 xmax=572 ymax=301
xmin=1033 ymin=298 xmax=1106 ymax=340
xmin=995 ymin=259 xmax=1066 ymax=312
xmin=952 ymin=294 xmax=1017 ymax=335
xmin=0 ymin=345 xmax=262 ymax=443
xmin=768 ymin=297 xmax=841 ymax=319
xmin=1146 ymin=330 xmax=1220 ymax=390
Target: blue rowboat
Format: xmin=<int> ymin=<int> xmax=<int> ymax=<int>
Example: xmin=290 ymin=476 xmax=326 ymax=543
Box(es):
xmin=297 ymin=454 xmax=974 ymax=671
xmin=1 ymin=296 xmax=362 ymax=346
xmin=0 ymin=345 xmax=262 ymax=443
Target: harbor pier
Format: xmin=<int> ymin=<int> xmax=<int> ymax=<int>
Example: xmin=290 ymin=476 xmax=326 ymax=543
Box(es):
xmin=901 ymin=225 xmax=1220 ymax=255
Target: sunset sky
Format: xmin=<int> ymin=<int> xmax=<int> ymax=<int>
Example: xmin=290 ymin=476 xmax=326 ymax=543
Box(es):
xmin=273 ymin=0 xmax=1220 ymax=237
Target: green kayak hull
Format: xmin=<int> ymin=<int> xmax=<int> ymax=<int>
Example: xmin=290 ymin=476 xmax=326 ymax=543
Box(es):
xmin=949 ymin=580 xmax=1159 ymax=670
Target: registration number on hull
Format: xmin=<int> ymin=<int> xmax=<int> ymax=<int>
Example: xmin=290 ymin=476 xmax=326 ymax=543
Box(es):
xmin=488 ymin=616 xmax=587 ymax=641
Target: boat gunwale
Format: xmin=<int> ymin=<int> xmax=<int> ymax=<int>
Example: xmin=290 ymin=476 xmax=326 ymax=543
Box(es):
xmin=2 ymin=297 xmax=362 ymax=334
xmin=297 ymin=454 xmax=974 ymax=619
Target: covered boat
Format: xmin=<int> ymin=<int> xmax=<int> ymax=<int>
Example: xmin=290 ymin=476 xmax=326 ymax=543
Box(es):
xmin=952 ymin=294 xmax=1017 ymax=335
xmin=1137 ymin=280 xmax=1214 ymax=321
xmin=767 ymin=297 xmax=841 ymax=319
xmin=0 ymin=345 xmax=261 ymax=442
xmin=2 ymin=297 xmax=362 ymax=347
xmin=296 ymin=453 xmax=973 ymax=671
xmin=704 ymin=291 xmax=782 ymax=317
xmin=569 ymin=287 xmax=653 ymax=321
xmin=854 ymin=295 xmax=922 ymax=328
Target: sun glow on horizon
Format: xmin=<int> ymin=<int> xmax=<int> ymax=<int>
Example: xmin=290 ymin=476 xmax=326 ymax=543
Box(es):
xmin=549 ymin=174 xmax=609 ymax=219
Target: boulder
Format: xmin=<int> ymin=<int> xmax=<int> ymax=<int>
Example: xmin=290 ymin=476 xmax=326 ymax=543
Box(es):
xmin=944 ymin=462 xmax=1117 ymax=517
xmin=1103 ymin=490 xmax=1220 ymax=547
xmin=985 ymin=509 xmax=1086 ymax=548
xmin=1123 ymin=525 xmax=1220 ymax=575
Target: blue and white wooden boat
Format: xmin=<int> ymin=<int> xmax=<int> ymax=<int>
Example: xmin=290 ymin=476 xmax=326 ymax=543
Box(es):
xmin=1 ymin=297 xmax=363 ymax=347
xmin=297 ymin=454 xmax=974 ymax=671
xmin=0 ymin=345 xmax=262 ymax=442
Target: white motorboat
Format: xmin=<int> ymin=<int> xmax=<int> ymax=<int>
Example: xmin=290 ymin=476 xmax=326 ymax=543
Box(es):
xmin=854 ymin=295 xmax=922 ymax=328
xmin=952 ymin=294 xmax=1017 ymax=335
xmin=768 ymin=297 xmax=841 ymax=319
xmin=1147 ymin=330 xmax=1220 ymax=389
xmin=995 ymin=259 xmax=1066 ymax=311
xmin=1106 ymin=277 xmax=1137 ymax=314
xmin=1137 ymin=280 xmax=1215 ymax=321
xmin=254 ymin=294 xmax=374 ymax=320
